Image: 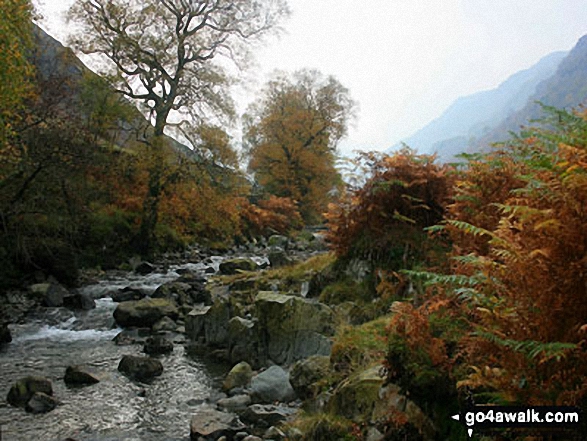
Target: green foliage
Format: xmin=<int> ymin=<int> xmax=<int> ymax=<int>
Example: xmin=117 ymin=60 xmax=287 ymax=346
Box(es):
xmin=287 ymin=412 xmax=358 ymax=441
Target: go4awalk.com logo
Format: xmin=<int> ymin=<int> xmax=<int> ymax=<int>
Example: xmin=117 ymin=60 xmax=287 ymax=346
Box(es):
xmin=451 ymin=405 xmax=583 ymax=438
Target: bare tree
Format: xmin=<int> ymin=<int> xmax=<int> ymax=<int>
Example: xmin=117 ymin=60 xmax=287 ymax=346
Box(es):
xmin=68 ymin=0 xmax=289 ymax=255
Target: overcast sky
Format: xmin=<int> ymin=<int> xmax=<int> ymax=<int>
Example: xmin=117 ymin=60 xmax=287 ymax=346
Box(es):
xmin=36 ymin=0 xmax=587 ymax=155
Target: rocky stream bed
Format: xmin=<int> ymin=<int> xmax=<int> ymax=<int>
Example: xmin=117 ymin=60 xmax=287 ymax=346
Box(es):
xmin=0 ymin=237 xmax=329 ymax=441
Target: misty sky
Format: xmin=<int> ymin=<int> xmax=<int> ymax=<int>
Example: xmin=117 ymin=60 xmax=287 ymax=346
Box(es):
xmin=36 ymin=0 xmax=587 ymax=155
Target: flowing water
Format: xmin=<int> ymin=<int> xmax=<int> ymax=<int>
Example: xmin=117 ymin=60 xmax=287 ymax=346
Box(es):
xmin=0 ymin=260 xmax=240 ymax=441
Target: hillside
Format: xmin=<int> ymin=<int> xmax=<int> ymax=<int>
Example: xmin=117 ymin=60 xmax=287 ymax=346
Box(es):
xmin=473 ymin=34 xmax=587 ymax=151
xmin=390 ymin=50 xmax=566 ymax=161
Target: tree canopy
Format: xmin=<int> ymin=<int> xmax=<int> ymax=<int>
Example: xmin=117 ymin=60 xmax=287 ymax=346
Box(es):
xmin=244 ymin=69 xmax=355 ymax=223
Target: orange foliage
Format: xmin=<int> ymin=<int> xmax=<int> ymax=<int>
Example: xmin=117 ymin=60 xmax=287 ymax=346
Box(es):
xmin=238 ymin=195 xmax=302 ymax=238
xmin=325 ymin=148 xmax=453 ymax=267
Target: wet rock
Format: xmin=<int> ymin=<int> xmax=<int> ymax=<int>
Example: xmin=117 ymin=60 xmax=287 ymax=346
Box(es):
xmin=152 ymin=316 xmax=177 ymax=333
xmin=7 ymin=376 xmax=53 ymax=408
xmin=64 ymin=366 xmax=100 ymax=386
xmin=0 ymin=323 xmax=11 ymax=344
xmin=223 ymin=361 xmax=253 ymax=392
xmin=219 ymin=258 xmax=259 ymax=275
xmin=250 ymin=366 xmax=296 ymax=404
xmin=40 ymin=282 xmax=69 ymax=307
xmin=255 ymin=292 xmax=334 ymax=365
xmin=63 ymin=291 xmax=96 ymax=310
xmin=290 ymin=355 xmax=330 ymax=399
xmin=204 ymin=298 xmax=233 ymax=346
xmin=118 ymin=355 xmax=163 ymax=383
xmin=112 ymin=328 xmax=150 ymax=345
xmin=241 ymin=404 xmax=296 ymax=427
xmin=217 ymin=394 xmax=251 ymax=412
xmin=143 ymin=335 xmax=174 ymax=355
xmin=152 ymin=279 xmax=211 ymax=307
xmin=135 ymin=261 xmax=155 ymax=275
xmin=189 ymin=407 xmax=246 ymax=440
xmin=113 ymin=298 xmax=178 ymax=328
xmin=110 ymin=286 xmax=146 ymax=302
xmin=243 ymin=436 xmax=262 ymax=441
xmin=25 ymin=391 xmax=58 ymax=414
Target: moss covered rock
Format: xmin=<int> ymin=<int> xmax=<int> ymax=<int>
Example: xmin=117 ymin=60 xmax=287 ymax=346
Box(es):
xmin=255 ymin=291 xmax=334 ymax=365
xmin=113 ymin=298 xmax=178 ymax=328
xmin=7 ymin=376 xmax=53 ymax=408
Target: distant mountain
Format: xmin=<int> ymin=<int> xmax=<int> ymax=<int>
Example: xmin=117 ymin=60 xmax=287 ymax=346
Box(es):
xmin=390 ymin=50 xmax=567 ymax=161
xmin=473 ymin=34 xmax=587 ymax=151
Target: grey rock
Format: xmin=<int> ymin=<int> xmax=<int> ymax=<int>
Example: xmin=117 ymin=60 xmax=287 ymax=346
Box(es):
xmin=112 ymin=328 xmax=150 ymax=345
xmin=64 ymin=366 xmax=100 ymax=386
xmin=267 ymin=235 xmax=289 ymax=249
xmin=189 ymin=407 xmax=246 ymax=440
xmin=263 ymin=426 xmax=287 ymax=440
xmin=219 ymin=258 xmax=259 ymax=275
xmin=223 ymin=361 xmax=253 ymax=392
xmin=152 ymin=316 xmax=177 ymax=333
xmin=118 ymin=355 xmax=163 ymax=383
xmin=241 ymin=404 xmax=296 ymax=427
xmin=7 ymin=376 xmax=53 ymax=408
xmin=111 ymin=286 xmax=146 ymax=302
xmin=216 ymin=394 xmax=251 ymax=412
xmin=289 ymin=355 xmax=330 ymax=399
xmin=250 ymin=366 xmax=296 ymax=404
xmin=63 ymin=291 xmax=96 ymax=310
xmin=135 ymin=261 xmax=155 ymax=275
xmin=44 ymin=283 xmax=69 ymax=307
xmin=255 ymin=292 xmax=334 ymax=365
xmin=185 ymin=305 xmax=211 ymax=340
xmin=267 ymin=248 xmax=293 ymax=268
xmin=143 ymin=335 xmax=174 ymax=355
xmin=25 ymin=392 xmax=58 ymax=414
xmin=113 ymin=298 xmax=178 ymax=328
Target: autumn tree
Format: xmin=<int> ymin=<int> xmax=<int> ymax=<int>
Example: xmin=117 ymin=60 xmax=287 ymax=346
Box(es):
xmin=244 ymin=69 xmax=355 ymax=224
xmin=68 ymin=0 xmax=289 ymax=255
xmin=0 ymin=0 xmax=35 ymax=166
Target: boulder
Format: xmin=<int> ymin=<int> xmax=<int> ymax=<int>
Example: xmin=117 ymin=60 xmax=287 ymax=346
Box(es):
xmin=216 ymin=394 xmax=251 ymax=412
xmin=185 ymin=305 xmax=211 ymax=340
xmin=111 ymin=286 xmax=146 ymax=302
xmin=189 ymin=407 xmax=246 ymax=440
xmin=39 ymin=282 xmax=69 ymax=307
xmin=64 ymin=366 xmax=100 ymax=386
xmin=113 ymin=298 xmax=178 ymax=328
xmin=7 ymin=376 xmax=53 ymax=408
xmin=250 ymin=366 xmax=296 ymax=404
xmin=0 ymin=323 xmax=11 ymax=344
xmin=267 ymin=235 xmax=289 ymax=249
xmin=267 ymin=248 xmax=293 ymax=268
xmin=135 ymin=261 xmax=155 ymax=275
xmin=255 ymin=292 xmax=334 ymax=365
xmin=204 ymin=298 xmax=233 ymax=347
xmin=63 ymin=291 xmax=96 ymax=310
xmin=143 ymin=335 xmax=174 ymax=355
xmin=152 ymin=316 xmax=177 ymax=333
xmin=223 ymin=361 xmax=253 ymax=392
xmin=241 ymin=404 xmax=296 ymax=427
xmin=327 ymin=365 xmax=384 ymax=422
xmin=152 ymin=279 xmax=211 ymax=306
xmin=290 ymin=355 xmax=330 ymax=399
xmin=118 ymin=355 xmax=163 ymax=383
xmin=227 ymin=317 xmax=263 ymax=368
xmin=263 ymin=426 xmax=287 ymax=440
xmin=112 ymin=328 xmax=150 ymax=345
xmin=219 ymin=258 xmax=259 ymax=275
xmin=25 ymin=392 xmax=58 ymax=414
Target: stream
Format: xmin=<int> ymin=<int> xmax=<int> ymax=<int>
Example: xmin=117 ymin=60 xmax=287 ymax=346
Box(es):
xmin=0 ymin=257 xmax=251 ymax=441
